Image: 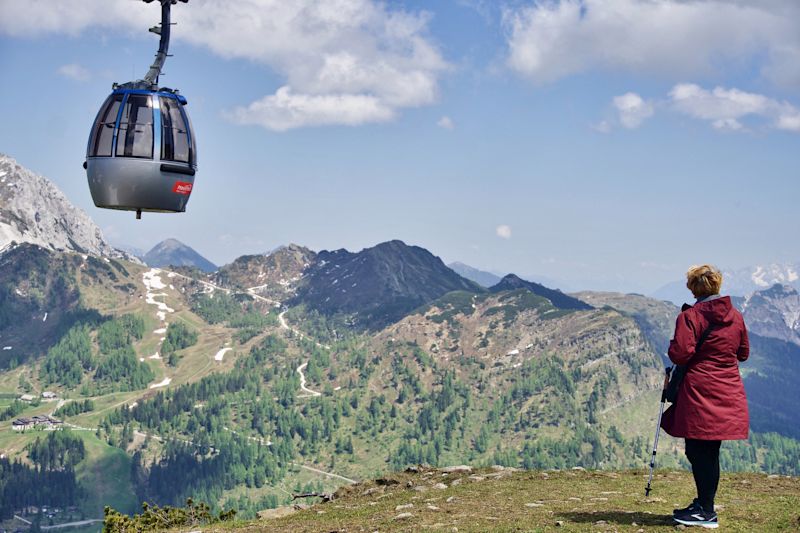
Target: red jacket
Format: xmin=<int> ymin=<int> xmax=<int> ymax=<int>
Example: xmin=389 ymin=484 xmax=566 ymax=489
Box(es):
xmin=661 ymin=296 xmax=749 ymax=441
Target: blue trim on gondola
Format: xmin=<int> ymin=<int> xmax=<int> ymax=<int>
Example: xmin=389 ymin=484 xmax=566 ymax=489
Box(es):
xmin=111 ymin=88 xmax=187 ymax=105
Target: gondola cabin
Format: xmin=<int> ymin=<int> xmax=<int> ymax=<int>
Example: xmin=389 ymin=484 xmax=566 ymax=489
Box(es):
xmin=85 ymin=88 xmax=197 ymax=217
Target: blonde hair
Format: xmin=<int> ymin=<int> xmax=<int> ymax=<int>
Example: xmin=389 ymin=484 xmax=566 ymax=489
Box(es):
xmin=686 ymin=264 xmax=723 ymax=299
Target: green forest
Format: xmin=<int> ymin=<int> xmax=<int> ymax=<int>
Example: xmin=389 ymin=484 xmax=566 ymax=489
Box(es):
xmin=0 ymin=431 xmax=85 ymax=520
xmin=39 ymin=314 xmax=153 ymax=393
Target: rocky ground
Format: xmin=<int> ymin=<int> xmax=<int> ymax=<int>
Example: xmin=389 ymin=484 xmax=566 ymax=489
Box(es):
xmin=185 ymin=466 xmax=799 ymax=532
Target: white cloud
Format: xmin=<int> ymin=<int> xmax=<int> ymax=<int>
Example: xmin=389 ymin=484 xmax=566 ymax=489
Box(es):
xmin=503 ymin=0 xmax=800 ymax=88
xmin=57 ymin=63 xmax=91 ymax=81
xmin=669 ymin=83 xmax=800 ymax=132
xmin=496 ymin=225 xmax=512 ymax=239
xmin=437 ymin=116 xmax=454 ymax=130
xmin=0 ymin=0 xmax=448 ymax=130
xmin=612 ymin=92 xmax=654 ymax=129
xmin=226 ymin=86 xmax=394 ymax=130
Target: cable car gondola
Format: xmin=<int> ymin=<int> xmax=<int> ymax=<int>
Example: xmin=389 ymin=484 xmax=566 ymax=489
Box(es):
xmin=85 ymin=0 xmax=196 ymax=219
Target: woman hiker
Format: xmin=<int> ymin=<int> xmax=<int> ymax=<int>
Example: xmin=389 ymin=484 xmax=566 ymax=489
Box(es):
xmin=661 ymin=264 xmax=749 ymax=529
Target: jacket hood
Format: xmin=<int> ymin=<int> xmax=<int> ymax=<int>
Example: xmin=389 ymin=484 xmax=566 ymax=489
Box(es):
xmin=693 ymin=296 xmax=736 ymax=326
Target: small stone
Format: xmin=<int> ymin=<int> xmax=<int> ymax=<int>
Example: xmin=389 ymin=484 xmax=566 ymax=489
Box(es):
xmin=568 ymin=497 xmax=582 ymax=501
xmin=715 ymin=504 xmax=725 ymax=511
xmin=433 ymin=483 xmax=448 ymax=490
xmin=394 ymin=512 xmax=414 ymax=520
xmin=491 ymin=465 xmax=506 ymax=471
xmin=450 ymin=478 xmax=462 ymax=486
xmin=590 ymin=497 xmax=608 ymax=501
xmin=316 ymin=510 xmax=326 ymax=515
xmin=427 ymin=504 xmax=440 ymax=511
xmin=555 ymin=520 xmax=564 ymax=527
xmin=406 ymin=481 xmax=414 ymax=488
xmin=638 ymin=529 xmax=645 ymax=533
xmin=572 ymin=466 xmax=586 ymax=471
xmin=631 ymin=522 xmax=638 ymax=526
xmin=468 ymin=475 xmax=485 ymax=482
xmin=675 ymin=525 xmax=687 ymax=531
xmin=525 ymin=503 xmax=544 ymax=508
xmin=396 ymin=504 xmax=414 ymax=511
xmin=441 ymin=465 xmax=472 ymax=473
xmin=257 ymin=506 xmax=296 ymax=520
xmin=768 ymin=474 xmax=779 ymax=479
xmin=594 ymin=520 xmax=607 ymax=525
xmin=446 ymin=496 xmax=456 ymax=503
xmin=413 ymin=485 xmax=429 ymax=492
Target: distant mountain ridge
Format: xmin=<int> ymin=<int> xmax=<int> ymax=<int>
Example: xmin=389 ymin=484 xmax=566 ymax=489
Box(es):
xmin=0 ymin=153 xmax=126 ymax=259
xmin=143 ymin=239 xmax=217 ymax=272
xmin=490 ymin=274 xmax=593 ymax=311
xmin=291 ymin=240 xmax=481 ymax=330
xmin=447 ymin=262 xmax=502 ymax=288
xmin=653 ymin=262 xmax=800 ymax=304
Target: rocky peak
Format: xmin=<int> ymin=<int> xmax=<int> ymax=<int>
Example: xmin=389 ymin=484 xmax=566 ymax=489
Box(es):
xmin=212 ymin=243 xmax=316 ymax=301
xmin=0 ymin=153 xmax=124 ymax=259
xmin=292 ymin=240 xmax=481 ymax=330
xmin=144 ymin=238 xmax=217 ymax=272
xmin=742 ymin=284 xmax=800 ymax=346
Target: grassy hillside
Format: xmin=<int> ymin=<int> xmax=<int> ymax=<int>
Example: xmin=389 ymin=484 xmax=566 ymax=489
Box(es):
xmin=170 ymin=466 xmax=800 ymax=532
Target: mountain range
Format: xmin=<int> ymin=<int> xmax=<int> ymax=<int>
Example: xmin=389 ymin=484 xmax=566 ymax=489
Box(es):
xmin=653 ymin=263 xmax=800 ymax=304
xmin=1 ymin=155 xmax=799 ymax=523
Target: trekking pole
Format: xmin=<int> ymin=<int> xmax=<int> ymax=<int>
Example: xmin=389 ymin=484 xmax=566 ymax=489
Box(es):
xmin=645 ymin=365 xmax=673 ymax=497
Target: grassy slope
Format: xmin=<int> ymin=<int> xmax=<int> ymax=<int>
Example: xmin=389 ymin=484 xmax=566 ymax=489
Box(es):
xmin=201 ymin=467 xmax=799 ymax=533
xmin=77 ymin=432 xmax=139 ymax=516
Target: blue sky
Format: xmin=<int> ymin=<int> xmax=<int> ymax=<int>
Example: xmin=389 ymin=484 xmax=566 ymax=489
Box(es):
xmin=0 ymin=0 xmax=798 ymax=293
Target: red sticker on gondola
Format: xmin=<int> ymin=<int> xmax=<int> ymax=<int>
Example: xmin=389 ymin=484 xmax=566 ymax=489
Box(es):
xmin=172 ymin=181 xmax=193 ymax=195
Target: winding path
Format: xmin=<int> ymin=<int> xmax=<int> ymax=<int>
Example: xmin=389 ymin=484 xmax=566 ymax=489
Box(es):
xmin=278 ymin=310 xmax=325 ymax=398
xmin=296 ymin=362 xmax=322 ymax=398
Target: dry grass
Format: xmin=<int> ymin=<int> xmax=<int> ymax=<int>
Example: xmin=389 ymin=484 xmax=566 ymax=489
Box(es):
xmin=193 ymin=467 xmax=799 ymax=533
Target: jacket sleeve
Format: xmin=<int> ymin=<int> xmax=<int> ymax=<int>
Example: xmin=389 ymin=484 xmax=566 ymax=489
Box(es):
xmin=668 ymin=311 xmax=699 ymax=365
xmin=737 ymin=318 xmax=750 ymax=362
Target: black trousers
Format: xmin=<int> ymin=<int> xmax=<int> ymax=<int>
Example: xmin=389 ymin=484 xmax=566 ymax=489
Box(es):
xmin=685 ymin=438 xmax=722 ymax=512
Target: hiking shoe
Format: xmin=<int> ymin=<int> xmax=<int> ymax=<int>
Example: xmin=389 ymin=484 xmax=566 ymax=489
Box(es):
xmin=673 ymin=498 xmax=701 ymax=515
xmin=673 ymin=507 xmax=719 ymax=529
